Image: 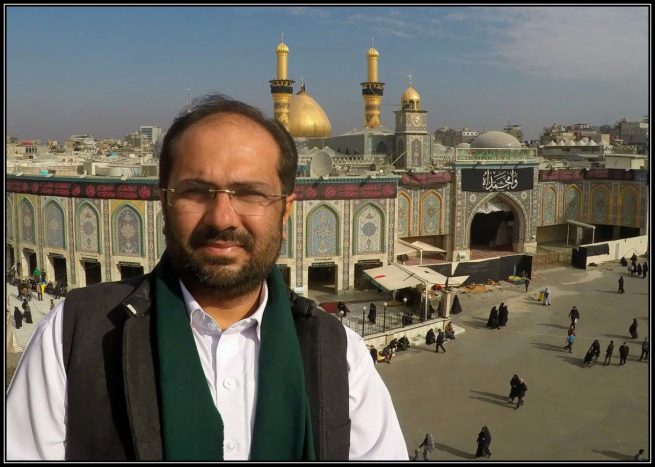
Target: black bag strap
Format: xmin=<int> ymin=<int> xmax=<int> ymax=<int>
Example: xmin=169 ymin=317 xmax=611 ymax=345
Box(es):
xmin=289 ymin=291 xmax=351 ymax=460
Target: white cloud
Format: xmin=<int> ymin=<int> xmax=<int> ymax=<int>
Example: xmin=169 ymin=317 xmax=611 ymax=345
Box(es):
xmin=482 ymin=7 xmax=648 ymax=83
xmin=284 ymin=7 xmax=330 ymax=19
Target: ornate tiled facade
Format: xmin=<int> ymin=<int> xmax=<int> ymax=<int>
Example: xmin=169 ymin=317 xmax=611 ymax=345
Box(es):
xmin=5 ymin=168 xmax=648 ymax=291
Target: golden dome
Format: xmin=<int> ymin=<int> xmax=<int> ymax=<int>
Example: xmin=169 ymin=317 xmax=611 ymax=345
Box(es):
xmin=288 ymin=85 xmax=332 ymax=138
xmin=368 ymin=47 xmax=379 ymax=57
xmin=401 ymin=85 xmax=421 ymax=102
xmin=276 ymin=42 xmax=289 ymax=53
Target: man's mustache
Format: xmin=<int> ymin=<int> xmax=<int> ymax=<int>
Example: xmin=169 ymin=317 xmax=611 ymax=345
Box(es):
xmin=188 ymin=227 xmax=255 ymax=251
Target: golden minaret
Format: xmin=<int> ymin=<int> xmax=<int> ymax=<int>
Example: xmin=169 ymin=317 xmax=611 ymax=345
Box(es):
xmin=360 ymin=43 xmax=385 ymax=128
xmin=269 ymin=35 xmax=295 ymax=129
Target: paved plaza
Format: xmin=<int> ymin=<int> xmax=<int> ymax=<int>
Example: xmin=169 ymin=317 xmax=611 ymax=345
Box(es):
xmin=6 ymin=261 xmax=650 ymax=461
xmin=376 ymin=263 xmax=650 ymax=461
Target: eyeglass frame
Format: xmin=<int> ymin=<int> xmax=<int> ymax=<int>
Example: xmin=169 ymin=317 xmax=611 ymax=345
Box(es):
xmin=160 ymin=185 xmax=288 ymax=216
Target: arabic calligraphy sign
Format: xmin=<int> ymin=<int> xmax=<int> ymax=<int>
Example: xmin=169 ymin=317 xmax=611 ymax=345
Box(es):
xmin=461 ymin=168 xmax=533 ymax=192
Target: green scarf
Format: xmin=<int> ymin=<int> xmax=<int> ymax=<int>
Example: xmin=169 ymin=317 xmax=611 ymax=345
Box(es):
xmin=154 ymin=251 xmax=315 ymax=460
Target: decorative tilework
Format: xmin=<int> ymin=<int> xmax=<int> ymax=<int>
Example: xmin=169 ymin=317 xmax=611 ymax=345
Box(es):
xmin=78 ymin=202 xmax=100 ymax=252
xmin=157 ymin=212 xmax=165 ymax=257
xmin=306 ymin=204 xmax=339 ymax=257
xmin=295 ymin=202 xmax=304 ymax=287
xmin=397 ymin=192 xmax=410 ymax=238
xmin=411 ymin=138 xmax=422 ymax=167
xmin=542 ymin=188 xmax=557 ymax=225
xmin=68 ymin=197 xmax=76 ymax=284
xmin=420 ymin=192 xmax=441 ymax=235
xmin=147 ymin=202 xmax=155 ymax=270
xmin=44 ymin=202 xmax=65 ymax=249
xmin=387 ymin=199 xmax=395 ymax=264
xmin=591 ymin=187 xmax=610 ymax=224
xmin=343 ymin=201 xmax=350 ymax=289
xmin=619 ymin=188 xmax=637 ymax=226
xmin=21 ymin=198 xmax=35 ymax=243
xmin=114 ymin=205 xmax=143 ymax=256
xmin=7 ymin=198 xmax=13 ymax=241
xmin=564 ymin=186 xmax=582 ymax=221
xmin=353 ymin=203 xmax=384 ymax=254
xmin=103 ymin=199 xmax=112 ymax=280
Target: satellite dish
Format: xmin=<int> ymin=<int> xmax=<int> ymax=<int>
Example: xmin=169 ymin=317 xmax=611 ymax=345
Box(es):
xmin=310 ymin=150 xmax=333 ymax=177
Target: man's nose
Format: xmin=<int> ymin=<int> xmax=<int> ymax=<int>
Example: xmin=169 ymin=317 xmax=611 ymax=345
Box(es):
xmin=202 ymin=191 xmax=241 ymax=229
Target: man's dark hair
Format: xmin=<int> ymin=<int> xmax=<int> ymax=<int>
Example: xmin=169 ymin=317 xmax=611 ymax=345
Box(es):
xmin=159 ymin=94 xmax=298 ymax=194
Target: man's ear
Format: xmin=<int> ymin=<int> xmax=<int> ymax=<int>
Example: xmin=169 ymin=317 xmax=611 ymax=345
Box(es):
xmin=281 ymin=193 xmax=296 ymax=240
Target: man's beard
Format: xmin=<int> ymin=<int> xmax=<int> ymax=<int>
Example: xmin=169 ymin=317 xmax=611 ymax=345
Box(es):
xmin=164 ymin=220 xmax=283 ymax=299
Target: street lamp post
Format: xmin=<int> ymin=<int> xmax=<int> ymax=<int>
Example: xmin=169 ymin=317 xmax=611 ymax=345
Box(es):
xmin=383 ymin=302 xmax=387 ymax=332
xmin=362 ymin=306 xmax=367 ymax=337
xmin=402 ymin=297 xmax=408 ymax=326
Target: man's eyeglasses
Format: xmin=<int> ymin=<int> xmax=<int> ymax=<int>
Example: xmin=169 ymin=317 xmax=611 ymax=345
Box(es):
xmin=161 ymin=183 xmax=287 ymax=216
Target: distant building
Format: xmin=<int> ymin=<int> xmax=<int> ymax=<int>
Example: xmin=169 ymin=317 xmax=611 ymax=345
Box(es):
xmin=139 ymin=126 xmax=162 ymax=146
xmin=503 ymin=124 xmax=523 ymax=143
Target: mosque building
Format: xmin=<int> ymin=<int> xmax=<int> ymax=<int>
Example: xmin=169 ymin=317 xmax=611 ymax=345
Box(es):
xmin=5 ymin=40 xmax=649 ymax=295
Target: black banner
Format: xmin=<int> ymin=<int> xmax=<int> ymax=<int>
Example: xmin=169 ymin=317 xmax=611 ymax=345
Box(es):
xmin=461 ymin=168 xmax=533 ymax=192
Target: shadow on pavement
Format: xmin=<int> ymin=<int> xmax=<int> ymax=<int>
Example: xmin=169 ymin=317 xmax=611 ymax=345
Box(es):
xmin=532 ymin=342 xmax=567 ymax=352
xmin=537 ymin=323 xmax=569 ymax=330
xmin=435 ymin=443 xmax=476 ymax=460
xmin=591 ymin=449 xmax=633 ymax=460
xmin=557 ymin=355 xmax=587 ymax=367
xmin=461 ymin=319 xmax=489 ymax=330
xmin=470 ymin=390 xmax=507 ymax=401
xmin=469 ymin=392 xmax=514 ymax=408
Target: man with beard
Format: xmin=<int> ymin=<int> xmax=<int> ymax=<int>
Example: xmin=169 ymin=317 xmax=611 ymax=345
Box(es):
xmin=6 ymin=95 xmax=407 ymax=461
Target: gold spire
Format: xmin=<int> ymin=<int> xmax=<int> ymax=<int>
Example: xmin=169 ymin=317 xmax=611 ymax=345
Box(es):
xmin=361 ymin=44 xmax=384 ymax=128
xmin=270 ymin=35 xmax=294 ymax=130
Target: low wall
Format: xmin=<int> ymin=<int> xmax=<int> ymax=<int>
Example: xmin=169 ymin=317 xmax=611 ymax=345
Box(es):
xmin=364 ymin=317 xmax=448 ymax=349
xmin=584 ymin=236 xmax=648 ymax=267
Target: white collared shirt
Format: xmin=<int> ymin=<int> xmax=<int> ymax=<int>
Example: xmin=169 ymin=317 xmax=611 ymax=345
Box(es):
xmin=6 ymin=281 xmax=408 ymax=460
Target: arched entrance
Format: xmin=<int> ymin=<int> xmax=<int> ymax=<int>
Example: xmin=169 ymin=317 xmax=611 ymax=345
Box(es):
xmin=467 ymin=194 xmax=525 ymax=254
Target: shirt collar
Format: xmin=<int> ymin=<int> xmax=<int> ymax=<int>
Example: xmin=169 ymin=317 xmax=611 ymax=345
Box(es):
xmin=178 ymin=279 xmax=268 ymax=341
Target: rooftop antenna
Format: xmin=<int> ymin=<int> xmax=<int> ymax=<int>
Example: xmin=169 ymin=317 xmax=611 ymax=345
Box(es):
xmin=186 ymin=86 xmax=192 ymax=114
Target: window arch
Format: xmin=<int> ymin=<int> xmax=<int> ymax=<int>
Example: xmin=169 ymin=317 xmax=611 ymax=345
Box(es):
xmin=20 ymin=198 xmax=36 ymax=244
xmin=619 ymin=186 xmax=639 ymax=226
xmin=306 ymin=204 xmax=339 ymax=257
xmin=113 ymin=204 xmax=144 ymax=256
xmin=375 ymin=141 xmax=388 ymax=156
xmin=353 ymin=203 xmax=384 ymax=254
xmin=563 ymin=186 xmax=582 ymax=221
xmin=397 ymin=192 xmax=411 ymax=238
xmin=45 ymin=200 xmax=66 ymax=249
xmin=590 ymin=186 xmax=612 ymax=224
xmin=541 ymin=187 xmax=557 ymax=225
xmin=419 ymin=191 xmax=442 ymax=235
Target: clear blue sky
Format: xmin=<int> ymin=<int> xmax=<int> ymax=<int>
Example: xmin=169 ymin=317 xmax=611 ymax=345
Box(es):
xmin=6 ymin=5 xmax=650 ymax=143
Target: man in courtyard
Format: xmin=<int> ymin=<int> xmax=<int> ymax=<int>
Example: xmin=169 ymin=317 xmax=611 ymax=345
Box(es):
xmin=6 ymin=94 xmax=407 ymax=461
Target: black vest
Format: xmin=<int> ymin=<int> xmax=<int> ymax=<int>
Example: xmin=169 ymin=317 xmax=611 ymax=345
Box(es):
xmin=62 ymin=274 xmax=350 ymax=460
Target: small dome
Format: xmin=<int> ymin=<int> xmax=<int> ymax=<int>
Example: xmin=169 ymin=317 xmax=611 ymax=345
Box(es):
xmin=470 ymin=131 xmax=521 ymax=149
xmin=401 ymin=85 xmax=421 ymax=103
xmin=546 ymin=140 xmax=557 ymax=146
xmin=456 ymin=142 xmax=471 ymax=149
xmin=587 ymin=139 xmax=598 ymax=146
xmin=434 ymin=143 xmax=447 ymax=152
xmin=558 ymin=140 xmax=566 ymax=146
xmin=368 ymin=47 xmax=379 ymax=58
xmin=276 ymin=42 xmax=289 ymax=53
xmin=288 ymin=85 xmax=332 ymax=138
